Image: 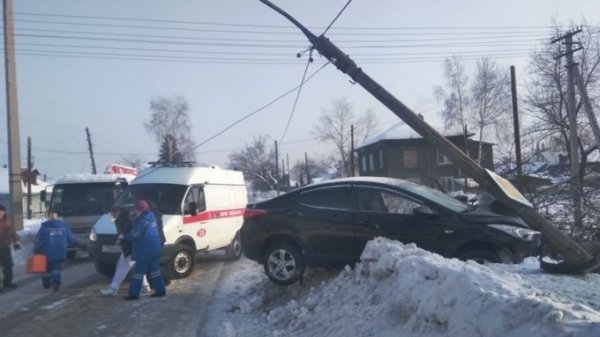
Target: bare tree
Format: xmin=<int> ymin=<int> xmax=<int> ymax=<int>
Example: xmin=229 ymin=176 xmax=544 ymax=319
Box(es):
xmin=469 ymin=57 xmax=512 ymax=164
xmin=119 ymin=155 xmax=145 ymax=170
xmin=144 ymin=96 xmax=196 ymax=163
xmin=228 ymin=135 xmax=278 ymax=191
xmin=524 ymin=21 xmax=600 ymax=233
xmin=434 ymin=55 xmax=470 ymax=131
xmin=313 ymin=97 xmax=379 ymax=177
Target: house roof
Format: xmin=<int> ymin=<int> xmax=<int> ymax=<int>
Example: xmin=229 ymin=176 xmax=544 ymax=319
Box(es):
xmin=0 ymin=167 xmax=49 ymax=194
xmin=357 ymin=121 xmax=469 ymax=149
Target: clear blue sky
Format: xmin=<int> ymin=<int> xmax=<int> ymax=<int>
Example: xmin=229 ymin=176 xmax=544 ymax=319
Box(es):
xmin=1 ymin=0 xmax=598 ymax=179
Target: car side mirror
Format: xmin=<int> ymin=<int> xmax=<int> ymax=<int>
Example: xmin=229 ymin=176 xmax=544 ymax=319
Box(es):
xmin=40 ymin=190 xmax=47 ymax=203
xmin=413 ymin=205 xmax=438 ymax=218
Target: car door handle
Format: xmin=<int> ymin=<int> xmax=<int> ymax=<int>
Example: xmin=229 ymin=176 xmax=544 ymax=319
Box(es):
xmin=287 ymin=212 xmax=302 ymax=217
xmin=444 ymin=229 xmax=454 ymax=234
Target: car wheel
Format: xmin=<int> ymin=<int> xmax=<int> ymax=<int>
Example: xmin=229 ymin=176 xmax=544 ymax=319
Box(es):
xmin=225 ymin=233 xmax=242 ymax=260
xmin=263 ymin=242 xmax=304 ymax=285
xmin=457 ymin=249 xmax=501 ymax=264
xmin=166 ymin=244 xmax=195 ymax=279
xmin=94 ymin=262 xmax=116 ymax=278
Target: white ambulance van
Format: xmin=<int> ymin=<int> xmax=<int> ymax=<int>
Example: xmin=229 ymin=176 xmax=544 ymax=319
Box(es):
xmin=88 ymin=164 xmax=248 ymax=279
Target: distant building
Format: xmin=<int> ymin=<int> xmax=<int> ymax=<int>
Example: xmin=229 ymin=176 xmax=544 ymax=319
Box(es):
xmin=0 ymin=167 xmax=49 ymax=216
xmin=356 ymin=122 xmax=493 ymax=192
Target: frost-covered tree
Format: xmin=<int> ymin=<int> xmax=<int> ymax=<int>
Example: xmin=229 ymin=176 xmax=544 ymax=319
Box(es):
xmin=228 ymin=135 xmax=278 ymax=191
xmin=144 ymin=96 xmax=196 ymax=162
xmin=313 ymin=97 xmax=378 ymax=177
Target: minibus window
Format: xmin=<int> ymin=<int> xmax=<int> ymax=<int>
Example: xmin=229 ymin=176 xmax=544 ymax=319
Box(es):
xmin=184 ymin=186 xmax=206 ymax=215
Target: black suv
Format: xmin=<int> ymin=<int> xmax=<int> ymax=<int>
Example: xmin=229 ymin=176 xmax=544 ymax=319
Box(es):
xmin=241 ymin=177 xmax=541 ymax=285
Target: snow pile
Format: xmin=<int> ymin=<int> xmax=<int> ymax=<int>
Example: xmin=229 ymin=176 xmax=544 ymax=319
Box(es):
xmin=208 ymin=238 xmax=600 ymax=337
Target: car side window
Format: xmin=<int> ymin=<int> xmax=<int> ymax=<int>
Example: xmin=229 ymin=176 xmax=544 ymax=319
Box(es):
xmin=357 ymin=187 xmax=421 ymax=214
xmin=357 ymin=188 xmax=388 ymax=212
xmin=298 ymin=186 xmax=355 ymax=210
xmin=381 ymin=191 xmax=421 ymax=214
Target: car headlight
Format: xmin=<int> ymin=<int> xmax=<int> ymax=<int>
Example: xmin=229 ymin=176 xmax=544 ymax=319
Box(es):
xmin=488 ymin=224 xmax=541 ymax=241
xmin=89 ymin=228 xmax=97 ymax=242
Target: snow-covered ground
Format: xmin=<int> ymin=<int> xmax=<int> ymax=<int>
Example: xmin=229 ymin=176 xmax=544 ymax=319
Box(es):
xmin=203 ymin=238 xmax=600 ymax=337
xmin=12 ymin=220 xmax=600 ymax=336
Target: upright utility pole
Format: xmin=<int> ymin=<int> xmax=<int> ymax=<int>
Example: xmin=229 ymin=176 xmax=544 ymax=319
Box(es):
xmin=510 ymin=66 xmax=523 ymax=184
xmin=4 ymin=0 xmax=23 ymax=230
xmin=350 ymin=124 xmax=355 ymax=177
xmin=553 ymin=30 xmax=583 ymax=227
xmin=26 ymin=137 xmax=32 ymax=219
xmin=305 ymin=152 xmax=310 ymax=185
xmin=274 ymin=140 xmax=279 ymax=196
xmin=85 ymin=127 xmax=97 ymax=174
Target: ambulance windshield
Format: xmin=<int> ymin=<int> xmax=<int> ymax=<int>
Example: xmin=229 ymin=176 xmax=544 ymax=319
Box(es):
xmin=114 ymin=183 xmax=188 ymax=215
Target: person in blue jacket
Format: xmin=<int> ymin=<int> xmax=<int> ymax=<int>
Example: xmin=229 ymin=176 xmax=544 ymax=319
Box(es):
xmin=121 ymin=200 xmax=166 ymax=300
xmin=34 ymin=211 xmax=78 ymax=292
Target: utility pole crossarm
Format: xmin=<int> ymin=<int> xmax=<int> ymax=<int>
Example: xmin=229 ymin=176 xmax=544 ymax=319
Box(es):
xmin=259 ymin=0 xmax=594 ymax=266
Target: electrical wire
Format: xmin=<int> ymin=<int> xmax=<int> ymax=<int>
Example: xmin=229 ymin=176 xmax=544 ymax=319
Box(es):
xmin=280 ymin=51 xmax=313 ymax=142
xmin=188 ymin=61 xmax=330 ymax=153
xmin=323 ymin=0 xmax=353 ymax=36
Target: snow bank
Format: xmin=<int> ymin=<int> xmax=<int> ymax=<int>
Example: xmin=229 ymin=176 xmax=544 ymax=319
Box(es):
xmin=207 ymin=238 xmax=600 ymax=337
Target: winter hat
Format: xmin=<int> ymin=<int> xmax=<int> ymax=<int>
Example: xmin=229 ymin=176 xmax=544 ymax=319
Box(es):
xmin=0 ymin=204 xmax=5 ymax=211
xmin=135 ymin=200 xmax=150 ymax=212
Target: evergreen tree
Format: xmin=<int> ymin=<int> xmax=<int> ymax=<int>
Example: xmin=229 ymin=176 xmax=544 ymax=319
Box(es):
xmin=158 ymin=134 xmax=184 ymax=164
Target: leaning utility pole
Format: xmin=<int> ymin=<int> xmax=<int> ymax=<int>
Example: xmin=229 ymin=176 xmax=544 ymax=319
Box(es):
xmin=552 ymin=30 xmax=583 ymax=228
xmin=3 ymin=0 xmax=23 ymax=230
xmin=85 ymin=127 xmax=97 ymax=174
xmin=260 ymin=0 xmax=593 ymax=267
xmin=510 ymin=66 xmax=523 ymax=184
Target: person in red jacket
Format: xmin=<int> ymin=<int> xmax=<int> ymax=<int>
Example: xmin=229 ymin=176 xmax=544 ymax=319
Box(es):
xmin=0 ymin=204 xmax=20 ymax=291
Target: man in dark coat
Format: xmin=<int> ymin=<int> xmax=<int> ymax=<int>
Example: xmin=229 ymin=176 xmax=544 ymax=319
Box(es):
xmin=121 ymin=200 xmax=166 ymax=300
xmin=0 ymin=204 xmax=20 ymax=290
xmin=34 ymin=211 xmax=78 ymax=292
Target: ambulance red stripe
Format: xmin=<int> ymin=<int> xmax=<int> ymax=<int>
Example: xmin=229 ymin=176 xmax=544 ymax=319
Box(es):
xmin=183 ymin=208 xmax=245 ymax=224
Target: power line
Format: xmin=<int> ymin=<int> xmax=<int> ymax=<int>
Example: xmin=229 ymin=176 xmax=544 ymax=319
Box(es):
xmin=323 ymin=0 xmax=353 ymax=35
xmin=13 ymin=11 xmax=576 ymax=31
xmin=190 ymin=62 xmax=330 ymax=152
xmin=280 ymin=54 xmax=313 ymax=142
xmin=13 ymin=27 xmax=553 ymax=44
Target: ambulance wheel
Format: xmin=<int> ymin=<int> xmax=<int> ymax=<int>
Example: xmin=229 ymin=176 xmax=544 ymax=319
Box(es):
xmin=166 ymin=244 xmax=195 ymax=279
xmin=225 ymin=233 xmax=242 ymax=260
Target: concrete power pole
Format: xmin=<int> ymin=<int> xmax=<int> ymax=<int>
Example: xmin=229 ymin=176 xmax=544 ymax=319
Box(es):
xmin=552 ymin=30 xmax=583 ymax=227
xmin=3 ymin=0 xmax=23 ymax=230
xmin=85 ymin=127 xmax=97 ymax=174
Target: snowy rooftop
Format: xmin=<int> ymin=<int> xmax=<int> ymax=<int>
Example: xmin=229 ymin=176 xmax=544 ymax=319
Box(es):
xmin=358 ymin=121 xmax=464 ymax=149
xmin=0 ymin=167 xmax=49 ymax=194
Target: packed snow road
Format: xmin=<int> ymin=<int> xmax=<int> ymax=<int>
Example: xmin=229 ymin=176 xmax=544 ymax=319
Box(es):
xmin=0 ymin=252 xmax=235 ymax=337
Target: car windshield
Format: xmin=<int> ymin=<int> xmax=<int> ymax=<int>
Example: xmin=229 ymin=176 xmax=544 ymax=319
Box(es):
xmin=49 ymin=182 xmax=120 ymax=216
xmin=394 ymin=180 xmax=470 ymax=213
xmin=114 ymin=183 xmax=188 ymax=215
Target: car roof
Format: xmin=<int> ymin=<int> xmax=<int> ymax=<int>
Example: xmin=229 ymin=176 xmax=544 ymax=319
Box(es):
xmin=276 ymin=176 xmax=469 ymax=213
